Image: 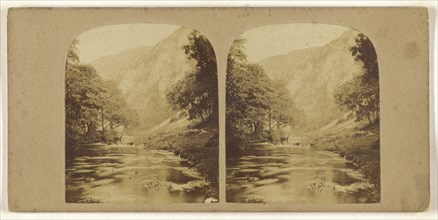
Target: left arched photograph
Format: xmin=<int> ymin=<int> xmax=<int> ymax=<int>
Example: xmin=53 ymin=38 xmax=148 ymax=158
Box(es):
xmin=65 ymin=24 xmax=218 ymax=204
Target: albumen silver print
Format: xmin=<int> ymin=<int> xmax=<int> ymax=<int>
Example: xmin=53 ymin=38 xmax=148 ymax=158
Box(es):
xmin=65 ymin=24 xmax=219 ymax=203
xmin=226 ymin=24 xmax=380 ymax=203
xmin=7 ymin=7 xmax=429 ymax=212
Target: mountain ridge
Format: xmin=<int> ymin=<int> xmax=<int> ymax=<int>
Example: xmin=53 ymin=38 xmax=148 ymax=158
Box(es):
xmin=258 ymin=29 xmax=363 ymax=132
xmin=90 ymin=27 xmax=197 ymax=130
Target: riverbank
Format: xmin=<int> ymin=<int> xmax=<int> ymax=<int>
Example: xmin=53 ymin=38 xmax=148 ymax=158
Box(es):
xmin=226 ymin=142 xmax=375 ymax=203
xmin=137 ymin=121 xmax=219 ymax=200
xmin=66 ymin=144 xmax=211 ymax=203
xmin=308 ymin=122 xmax=380 ymax=202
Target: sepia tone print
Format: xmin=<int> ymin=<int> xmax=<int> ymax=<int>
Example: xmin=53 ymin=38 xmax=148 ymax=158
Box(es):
xmin=7 ymin=7 xmax=430 ymax=212
xmin=65 ymin=24 xmax=218 ymax=203
xmin=226 ymin=24 xmax=380 ymax=203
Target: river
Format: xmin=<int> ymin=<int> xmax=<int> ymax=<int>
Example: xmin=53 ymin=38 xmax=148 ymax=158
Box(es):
xmin=66 ymin=144 xmax=209 ymax=203
xmin=226 ymin=142 xmax=373 ymax=203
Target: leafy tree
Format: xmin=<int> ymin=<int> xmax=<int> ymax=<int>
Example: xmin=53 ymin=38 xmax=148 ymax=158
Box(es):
xmin=334 ymin=33 xmax=379 ymax=125
xmin=167 ymin=31 xmax=218 ymax=122
xmin=351 ymin=34 xmax=379 ymax=85
xmin=268 ymin=80 xmax=305 ymax=142
xmin=65 ymin=40 xmax=138 ymax=148
xmin=65 ymin=41 xmax=82 ymax=146
xmin=269 ymin=80 xmax=294 ymax=129
xmin=226 ymin=37 xmax=299 ymax=155
xmin=66 ymin=39 xmax=80 ymax=71
xmin=65 ymin=63 xmax=104 ymax=145
xmin=99 ymin=80 xmax=138 ymax=143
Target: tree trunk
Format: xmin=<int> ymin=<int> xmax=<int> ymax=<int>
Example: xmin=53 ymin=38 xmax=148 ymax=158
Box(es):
xmin=200 ymin=112 xmax=205 ymax=122
xmin=101 ymin=108 xmax=105 ymax=142
xmin=286 ymin=126 xmax=293 ymax=144
xmin=86 ymin=123 xmax=91 ymax=134
xmin=367 ymin=114 xmax=372 ymax=125
xmin=86 ymin=122 xmax=96 ymax=143
xmin=119 ymin=124 xmax=126 ymax=143
xmin=268 ymin=108 xmax=272 ymax=136
xmin=253 ymin=122 xmax=258 ymax=134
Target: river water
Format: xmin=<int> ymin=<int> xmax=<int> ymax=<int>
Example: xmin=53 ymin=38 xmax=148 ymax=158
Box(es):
xmin=226 ymin=142 xmax=372 ymax=203
xmin=66 ymin=144 xmax=209 ymax=203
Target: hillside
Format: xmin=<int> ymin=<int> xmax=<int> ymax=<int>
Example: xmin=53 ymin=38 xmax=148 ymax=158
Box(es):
xmin=91 ymin=28 xmax=196 ymax=130
xmin=91 ymin=46 xmax=151 ymax=84
xmin=258 ymin=29 xmax=363 ymax=132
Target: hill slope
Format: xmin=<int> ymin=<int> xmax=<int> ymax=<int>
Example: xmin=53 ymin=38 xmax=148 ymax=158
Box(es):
xmin=91 ymin=28 xmax=196 ymax=129
xmin=258 ymin=29 xmax=363 ymax=132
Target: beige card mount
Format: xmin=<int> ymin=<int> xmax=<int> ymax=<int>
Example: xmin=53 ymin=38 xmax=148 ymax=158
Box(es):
xmin=7 ymin=7 xmax=430 ymax=211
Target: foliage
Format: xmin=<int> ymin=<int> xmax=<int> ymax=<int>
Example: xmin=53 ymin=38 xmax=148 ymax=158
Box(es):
xmin=139 ymin=124 xmax=219 ymax=199
xmin=167 ymin=31 xmax=218 ymax=122
xmin=310 ymin=122 xmax=380 ymax=202
xmin=334 ymin=33 xmax=379 ymax=125
xmin=226 ymin=37 xmax=301 ymax=156
xmin=143 ymin=31 xmax=220 ymax=199
xmin=65 ymin=40 xmax=137 ymax=148
xmin=66 ymin=39 xmax=80 ymax=70
xmin=322 ymin=33 xmax=380 ymax=202
xmin=269 ymin=80 xmax=305 ymax=130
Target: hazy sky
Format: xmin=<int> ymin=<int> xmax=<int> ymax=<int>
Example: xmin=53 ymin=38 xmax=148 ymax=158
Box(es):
xmin=75 ymin=23 xmax=350 ymax=64
xmin=76 ymin=24 xmax=180 ymax=63
xmin=241 ymin=24 xmax=351 ymax=62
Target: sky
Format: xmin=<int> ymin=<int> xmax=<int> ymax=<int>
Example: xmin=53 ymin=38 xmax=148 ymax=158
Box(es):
xmin=241 ymin=24 xmax=351 ymax=62
xmin=74 ymin=23 xmax=350 ymax=64
xmin=76 ymin=24 xmax=180 ymax=63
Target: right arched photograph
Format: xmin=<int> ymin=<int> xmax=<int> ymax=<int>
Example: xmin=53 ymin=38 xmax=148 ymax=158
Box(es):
xmin=226 ymin=23 xmax=380 ymax=204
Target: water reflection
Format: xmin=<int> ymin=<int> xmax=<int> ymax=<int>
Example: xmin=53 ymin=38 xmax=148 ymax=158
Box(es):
xmin=66 ymin=144 xmax=207 ymax=203
xmin=226 ymin=143 xmax=371 ymax=203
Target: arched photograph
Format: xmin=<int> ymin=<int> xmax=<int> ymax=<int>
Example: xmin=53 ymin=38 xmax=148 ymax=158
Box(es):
xmin=226 ymin=24 xmax=380 ymax=203
xmin=65 ymin=24 xmax=218 ymax=203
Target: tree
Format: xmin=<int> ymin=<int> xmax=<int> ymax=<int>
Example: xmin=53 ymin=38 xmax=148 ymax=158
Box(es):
xmin=351 ymin=33 xmax=379 ymax=86
xmin=226 ymin=37 xmax=301 ymax=154
xmin=65 ymin=40 xmax=82 ymax=147
xmin=65 ymin=63 xmax=104 ymax=146
xmin=269 ymin=80 xmax=294 ymax=128
xmin=65 ymin=40 xmax=137 ymax=148
xmin=227 ymin=63 xmax=273 ymax=136
xmin=334 ymin=33 xmax=379 ymax=125
xmin=66 ymin=39 xmax=80 ymax=71
xmin=268 ymin=80 xmax=305 ymax=142
xmin=167 ymin=31 xmax=218 ymax=122
xmin=99 ymin=80 xmax=135 ymax=142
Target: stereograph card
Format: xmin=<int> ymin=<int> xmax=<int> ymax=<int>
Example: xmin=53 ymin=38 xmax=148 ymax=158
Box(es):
xmin=7 ymin=7 xmax=430 ymax=212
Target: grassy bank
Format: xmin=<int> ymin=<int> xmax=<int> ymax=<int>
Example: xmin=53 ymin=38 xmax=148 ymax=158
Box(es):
xmin=309 ymin=122 xmax=380 ymax=202
xmin=137 ymin=121 xmax=219 ymax=200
